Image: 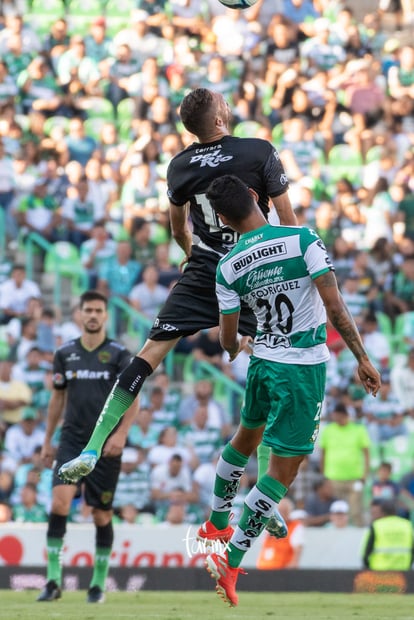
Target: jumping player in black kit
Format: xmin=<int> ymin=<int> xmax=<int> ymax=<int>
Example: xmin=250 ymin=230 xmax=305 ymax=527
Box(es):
xmin=37 ymin=290 xmax=136 ymax=603
xmin=59 ymin=89 xmax=297 ymax=541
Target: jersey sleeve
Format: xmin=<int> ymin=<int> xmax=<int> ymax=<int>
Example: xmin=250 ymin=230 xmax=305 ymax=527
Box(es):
xmin=118 ymin=348 xmax=133 ymax=372
xmin=166 ymin=156 xmax=187 ymax=206
xmin=263 ymin=144 xmax=289 ymax=197
xmin=216 ymin=262 xmax=240 ymax=315
xmin=301 ymin=228 xmax=334 ymax=279
xmin=52 ymin=349 xmax=67 ymax=390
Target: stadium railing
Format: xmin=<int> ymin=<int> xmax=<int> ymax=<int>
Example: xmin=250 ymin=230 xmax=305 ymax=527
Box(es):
xmin=107 ymin=296 xmax=244 ymax=415
xmin=25 ymin=232 xmax=89 ymax=308
xmin=107 ymin=296 xmax=174 ymax=374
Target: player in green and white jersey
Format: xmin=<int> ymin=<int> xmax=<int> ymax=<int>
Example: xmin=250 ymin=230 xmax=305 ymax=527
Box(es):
xmin=200 ymin=175 xmax=382 ymax=607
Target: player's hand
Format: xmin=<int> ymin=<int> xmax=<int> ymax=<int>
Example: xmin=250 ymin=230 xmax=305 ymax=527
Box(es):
xmin=357 ymin=360 xmax=381 ymax=397
xmin=40 ymin=443 xmax=55 ymax=469
xmin=179 ymin=255 xmax=190 ymax=272
xmin=102 ymin=432 xmax=126 ymax=457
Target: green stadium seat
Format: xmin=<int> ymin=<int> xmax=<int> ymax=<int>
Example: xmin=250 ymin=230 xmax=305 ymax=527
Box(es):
xmin=84 ymin=117 xmax=108 ymax=139
xmin=44 ymin=241 xmax=87 ymax=297
xmin=81 ymin=97 xmax=115 ymax=121
xmin=104 ymin=0 xmax=134 ymax=17
xmin=233 ymin=121 xmax=262 ymax=138
xmin=382 ymin=435 xmax=414 ymax=480
xmin=271 ymin=122 xmax=284 ymax=147
xmin=326 ymin=144 xmax=363 ymax=186
xmin=43 ymin=115 xmax=70 ymax=137
xmin=116 ymin=98 xmax=137 ymax=123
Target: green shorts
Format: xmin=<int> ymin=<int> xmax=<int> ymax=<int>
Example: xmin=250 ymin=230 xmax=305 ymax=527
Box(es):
xmin=241 ymin=357 xmax=326 ymax=457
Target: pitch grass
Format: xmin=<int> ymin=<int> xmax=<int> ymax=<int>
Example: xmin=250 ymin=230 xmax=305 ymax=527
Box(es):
xmin=1 ymin=591 xmax=414 ymax=620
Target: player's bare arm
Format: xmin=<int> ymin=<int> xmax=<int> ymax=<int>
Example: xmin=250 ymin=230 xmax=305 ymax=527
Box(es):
xmin=271 ymin=192 xmax=297 ymax=226
xmin=169 ymin=201 xmax=193 ymax=268
xmin=315 ymin=270 xmax=381 ymax=396
xmin=41 ymin=389 xmax=66 ymax=468
xmin=219 ymin=311 xmax=241 ymax=361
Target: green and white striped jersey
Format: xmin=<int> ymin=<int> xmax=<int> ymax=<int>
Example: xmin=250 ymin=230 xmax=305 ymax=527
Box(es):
xmin=216 ymin=224 xmax=334 ymax=364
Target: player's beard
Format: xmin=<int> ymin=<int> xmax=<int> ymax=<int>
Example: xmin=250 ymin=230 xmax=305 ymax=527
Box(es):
xmin=84 ymin=322 xmax=103 ymax=334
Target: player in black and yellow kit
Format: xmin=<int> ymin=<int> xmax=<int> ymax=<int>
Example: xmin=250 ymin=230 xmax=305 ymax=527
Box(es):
xmin=59 ymin=88 xmax=295 ymax=483
xmin=37 ymin=290 xmax=135 ymax=603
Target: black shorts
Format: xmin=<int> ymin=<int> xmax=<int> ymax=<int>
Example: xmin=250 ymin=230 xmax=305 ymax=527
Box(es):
xmin=53 ymin=438 xmax=121 ymax=511
xmin=149 ymin=245 xmax=257 ymax=340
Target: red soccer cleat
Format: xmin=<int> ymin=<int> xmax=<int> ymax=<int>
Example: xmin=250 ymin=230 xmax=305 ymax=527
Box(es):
xmin=205 ymin=552 xmax=246 ymax=607
xmin=197 ymin=520 xmax=234 ymax=544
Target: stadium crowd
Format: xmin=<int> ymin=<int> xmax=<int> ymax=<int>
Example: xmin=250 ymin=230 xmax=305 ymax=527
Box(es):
xmin=0 ymin=0 xmax=414 ymax=533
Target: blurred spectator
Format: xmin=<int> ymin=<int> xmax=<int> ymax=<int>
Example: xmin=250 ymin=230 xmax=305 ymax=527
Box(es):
xmin=154 ymin=242 xmax=181 ymax=288
xmin=130 ymin=217 xmax=157 ymax=265
xmin=12 ymin=346 xmax=50 ymax=403
xmin=56 ymin=35 xmax=101 ymax=97
xmin=177 ymin=379 xmax=231 ymax=438
xmin=304 ymin=477 xmax=338 ymax=527
xmin=384 ymin=255 xmax=414 ymax=316
xmin=84 ymin=17 xmax=113 ymax=64
xmin=63 ymin=118 xmax=97 ymax=167
xmin=360 ymin=313 xmax=391 ymax=369
xmin=256 ymin=497 xmax=305 ymax=569
xmin=0 ymin=355 xmax=32 ymax=426
xmin=112 ymin=10 xmax=162 ymax=65
xmin=113 ymin=447 xmax=153 ymax=517
xmin=327 ymin=499 xmax=350 ymax=529
xmin=128 ymin=263 xmax=169 ymax=322
xmin=61 ymin=174 xmax=105 ymax=247
xmin=391 ymin=349 xmax=414 ymax=424
xmin=126 ymin=406 xmax=157 ymax=452
xmin=362 ymin=369 xmax=406 ymax=443
xmin=14 ymin=318 xmax=40 ymax=363
xmin=10 ymin=445 xmax=52 ymax=512
xmin=192 ymin=326 xmax=225 ymax=370
xmin=4 ymin=406 xmax=45 ymax=466
xmin=0 ymin=14 xmax=41 ymax=55
xmin=0 ymin=501 xmax=12 ymax=523
xmin=97 ymin=237 xmax=141 ymax=301
xmin=362 ymin=499 xmax=414 ymax=571
xmin=12 ymin=481 xmax=47 ymax=522
xmin=17 ymin=56 xmax=65 ymax=116
xmin=0 ymin=264 xmax=41 ymax=324
xmin=145 ymin=384 xmax=178 ymax=435
xmin=80 ymin=220 xmax=116 ymax=289
xmin=147 ymin=426 xmax=197 ymax=469
xmin=180 ymin=403 xmax=221 ymax=465
xmin=15 ymin=178 xmax=61 ymax=242
xmin=58 ymin=304 xmax=82 ymax=343
xmin=370 ymin=461 xmax=401 ymax=504
xmin=319 ymin=402 xmax=370 ymax=526
xmin=150 ymin=452 xmax=198 ymax=520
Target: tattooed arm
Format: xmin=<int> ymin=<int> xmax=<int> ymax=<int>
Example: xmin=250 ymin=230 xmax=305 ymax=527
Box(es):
xmin=315 ymin=270 xmax=381 ymax=396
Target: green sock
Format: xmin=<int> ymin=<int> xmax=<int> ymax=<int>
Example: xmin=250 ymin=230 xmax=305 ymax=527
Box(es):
xmin=227 ymin=474 xmax=288 ymax=568
xmin=90 ymin=547 xmax=112 ymax=591
xmin=46 ymin=536 xmax=64 ymax=586
xmin=257 ymin=443 xmax=271 ymax=479
xmin=83 ymin=382 xmax=135 ymax=457
xmin=210 ymin=443 xmax=249 ymax=530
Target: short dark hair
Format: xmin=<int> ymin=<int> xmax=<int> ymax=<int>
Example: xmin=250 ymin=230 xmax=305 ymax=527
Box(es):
xmin=333 ymin=402 xmax=348 ymax=415
xmin=371 ymin=498 xmax=396 ymax=516
xmin=206 ymin=175 xmax=254 ymax=224
xmin=179 ymin=88 xmax=215 ymax=136
xmin=79 ymin=290 xmax=108 ymax=308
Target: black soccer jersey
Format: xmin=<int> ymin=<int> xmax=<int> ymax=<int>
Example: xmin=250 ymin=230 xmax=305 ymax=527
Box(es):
xmin=52 ymin=338 xmax=131 ymax=444
xmin=166 ymin=135 xmax=289 ymax=255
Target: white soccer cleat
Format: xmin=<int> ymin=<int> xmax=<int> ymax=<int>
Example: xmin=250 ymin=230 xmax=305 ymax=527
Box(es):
xmin=58 ymin=451 xmax=98 ymax=483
